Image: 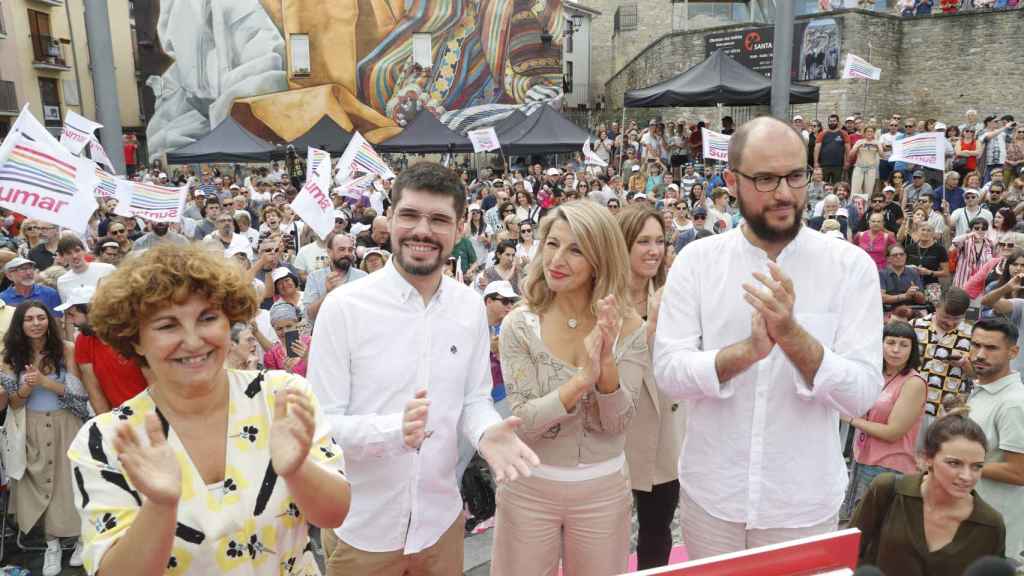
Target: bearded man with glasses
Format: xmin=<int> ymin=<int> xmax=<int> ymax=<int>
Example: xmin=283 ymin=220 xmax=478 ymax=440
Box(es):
xmin=655 ymin=117 xmax=883 ymax=558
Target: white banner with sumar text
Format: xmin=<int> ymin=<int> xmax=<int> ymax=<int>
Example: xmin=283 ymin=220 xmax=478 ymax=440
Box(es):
xmin=701 ymin=128 xmax=731 ymax=162
xmin=890 ymin=132 xmax=945 ymax=171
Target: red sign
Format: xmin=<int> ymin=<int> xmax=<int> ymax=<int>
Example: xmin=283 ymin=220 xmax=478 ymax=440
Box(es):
xmin=626 ymin=529 xmax=861 ymax=576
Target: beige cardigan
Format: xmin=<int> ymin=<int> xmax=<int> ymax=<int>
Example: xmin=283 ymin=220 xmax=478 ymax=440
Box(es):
xmin=499 ymin=306 xmax=645 ymax=467
xmin=624 ymin=330 xmax=685 ymax=491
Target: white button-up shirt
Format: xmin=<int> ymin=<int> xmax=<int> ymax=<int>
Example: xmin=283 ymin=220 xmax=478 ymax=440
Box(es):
xmin=307 ymin=261 xmax=502 ymax=553
xmin=654 ymin=226 xmax=883 ymax=529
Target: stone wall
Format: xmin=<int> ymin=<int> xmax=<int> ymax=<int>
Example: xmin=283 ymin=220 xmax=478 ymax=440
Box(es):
xmin=603 ymin=8 xmax=1024 ymax=126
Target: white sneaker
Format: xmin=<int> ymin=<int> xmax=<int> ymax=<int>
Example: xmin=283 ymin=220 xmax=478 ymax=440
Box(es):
xmin=42 ymin=538 xmax=62 ymax=576
xmin=70 ymin=538 xmax=84 ymax=567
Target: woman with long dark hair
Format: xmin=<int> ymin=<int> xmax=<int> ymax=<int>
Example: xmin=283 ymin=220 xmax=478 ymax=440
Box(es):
xmin=617 ymin=206 xmax=684 ymax=569
xmin=0 ymin=301 xmax=90 ymax=575
xmin=478 ymin=239 xmax=523 ymax=294
xmin=839 ymin=321 xmax=926 ymax=521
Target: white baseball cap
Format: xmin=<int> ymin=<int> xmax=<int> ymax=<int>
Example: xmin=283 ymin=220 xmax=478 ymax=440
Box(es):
xmin=483 ymin=280 xmax=519 ymax=300
xmin=545 ymin=168 xmax=561 ymax=176
xmin=55 ymin=285 xmax=95 ymax=312
xmin=271 ymin=267 xmax=295 ymax=283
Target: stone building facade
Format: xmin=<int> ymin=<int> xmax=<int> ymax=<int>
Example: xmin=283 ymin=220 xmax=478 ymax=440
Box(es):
xmin=602 ymin=8 xmax=1022 ymax=126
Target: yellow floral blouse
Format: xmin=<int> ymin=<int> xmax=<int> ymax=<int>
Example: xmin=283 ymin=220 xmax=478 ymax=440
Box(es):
xmin=67 ymin=369 xmax=345 ymax=575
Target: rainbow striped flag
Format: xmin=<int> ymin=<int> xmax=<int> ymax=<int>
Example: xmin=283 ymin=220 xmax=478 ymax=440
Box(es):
xmin=890 ymin=132 xmax=945 ymax=171
xmin=335 ymin=132 xmax=395 ymax=181
xmin=94 ymin=167 xmax=119 ymax=198
xmin=119 ymin=180 xmax=188 ymax=222
xmin=0 ymin=142 xmax=77 ymax=198
xmin=841 ymin=54 xmax=881 ymax=81
xmin=0 ymin=125 xmax=98 ymax=233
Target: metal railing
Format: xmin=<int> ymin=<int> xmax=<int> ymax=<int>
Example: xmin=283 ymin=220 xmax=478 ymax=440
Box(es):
xmin=31 ymin=33 xmax=70 ymax=67
xmin=614 ymin=5 xmax=638 ymax=32
xmin=0 ymin=81 xmax=17 ymax=114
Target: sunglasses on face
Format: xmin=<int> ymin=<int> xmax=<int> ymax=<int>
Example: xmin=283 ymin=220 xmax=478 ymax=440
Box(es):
xmin=999 ymin=242 xmax=1015 ymax=248
xmin=520 ymin=228 xmax=533 ymax=234
xmin=889 ymin=252 xmax=906 ymax=257
xmin=973 ymin=226 xmax=986 ymax=231
xmin=111 ymin=229 xmax=126 ymax=235
xmin=496 ymin=297 xmax=516 ymax=306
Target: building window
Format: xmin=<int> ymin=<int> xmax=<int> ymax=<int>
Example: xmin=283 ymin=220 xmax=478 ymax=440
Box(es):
xmin=0 ymin=2 xmax=7 ymax=36
xmin=412 ymin=33 xmax=432 ymax=68
xmin=687 ymin=1 xmax=750 ymax=23
xmin=564 ymin=18 xmax=573 ymax=53
xmin=289 ymin=33 xmax=310 ymax=77
xmin=38 ymin=77 xmax=61 ymax=126
xmin=28 ymin=9 xmax=54 ymax=62
xmin=564 ymin=61 xmax=574 ymax=94
xmin=614 ymin=5 xmax=638 ymax=32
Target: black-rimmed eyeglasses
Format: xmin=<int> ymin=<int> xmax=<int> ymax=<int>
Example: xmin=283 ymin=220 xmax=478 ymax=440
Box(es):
xmin=732 ymin=169 xmax=810 ymax=193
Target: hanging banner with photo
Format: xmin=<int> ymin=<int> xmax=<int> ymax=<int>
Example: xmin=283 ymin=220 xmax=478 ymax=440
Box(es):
xmin=0 ymin=128 xmax=98 ymax=234
xmin=335 ymin=131 xmax=395 ymax=181
xmin=890 ymin=132 xmax=945 ymax=171
xmin=4 ymin=104 xmax=63 ymax=151
xmin=701 ymin=128 xmax=731 ymax=162
xmin=467 ymin=127 xmax=501 ymax=153
xmin=841 ymin=53 xmax=881 ymax=81
xmin=60 ymin=110 xmax=103 ymax=155
xmin=114 ymin=180 xmax=188 ymax=222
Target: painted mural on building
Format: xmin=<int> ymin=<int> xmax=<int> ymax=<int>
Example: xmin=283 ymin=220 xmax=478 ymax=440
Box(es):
xmin=139 ymin=0 xmax=566 ymax=161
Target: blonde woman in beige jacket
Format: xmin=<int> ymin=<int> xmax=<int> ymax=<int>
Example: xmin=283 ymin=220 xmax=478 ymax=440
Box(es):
xmin=617 ymin=205 xmax=686 ymax=570
xmin=492 ymin=201 xmax=646 ymax=576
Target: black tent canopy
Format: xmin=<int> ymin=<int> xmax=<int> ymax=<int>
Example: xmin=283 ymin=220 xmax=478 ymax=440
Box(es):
xmin=378 ymin=110 xmax=473 ymax=153
xmin=288 ymin=116 xmax=354 ymax=155
xmin=495 ymin=105 xmax=590 ymax=154
xmin=166 ymin=116 xmax=279 ymax=164
xmin=623 ymin=49 xmax=819 ymax=108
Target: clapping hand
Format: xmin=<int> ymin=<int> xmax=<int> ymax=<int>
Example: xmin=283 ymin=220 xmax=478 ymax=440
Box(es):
xmin=270 ymin=388 xmax=315 ymax=478
xmin=402 ymin=389 xmax=431 ymax=450
xmin=112 ymin=413 xmax=181 ymax=507
xmin=582 ymin=295 xmax=622 ymax=386
xmin=478 ymin=417 xmax=540 ymax=484
xmin=742 ymin=262 xmax=797 ymax=343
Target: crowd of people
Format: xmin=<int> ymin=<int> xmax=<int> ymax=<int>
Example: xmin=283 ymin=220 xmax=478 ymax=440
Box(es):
xmin=0 ymin=109 xmax=1020 ymax=576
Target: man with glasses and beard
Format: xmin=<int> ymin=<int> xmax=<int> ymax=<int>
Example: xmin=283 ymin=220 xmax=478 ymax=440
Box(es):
xmin=307 ymin=162 xmax=537 ymax=576
xmin=655 ymin=117 xmax=883 ymax=559
xmin=303 ymin=231 xmax=367 ymax=322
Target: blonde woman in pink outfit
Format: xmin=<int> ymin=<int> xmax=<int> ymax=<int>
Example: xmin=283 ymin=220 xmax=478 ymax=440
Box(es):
xmin=839 ymin=321 xmax=926 ymax=521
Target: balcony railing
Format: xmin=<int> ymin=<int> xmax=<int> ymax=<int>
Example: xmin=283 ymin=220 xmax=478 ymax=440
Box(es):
xmin=30 ymin=0 xmax=64 ymax=6
xmin=614 ymin=5 xmax=638 ymax=32
xmin=31 ymin=34 xmax=72 ymax=70
xmin=0 ymin=81 xmax=18 ymax=115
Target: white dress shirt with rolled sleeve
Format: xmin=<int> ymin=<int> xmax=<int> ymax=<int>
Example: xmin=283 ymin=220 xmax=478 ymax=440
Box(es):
xmin=654 ymin=226 xmax=883 ymax=530
xmin=307 ymin=261 xmax=502 ymax=554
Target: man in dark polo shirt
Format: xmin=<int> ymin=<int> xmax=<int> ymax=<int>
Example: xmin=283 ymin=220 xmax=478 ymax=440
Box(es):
xmin=879 ymin=245 xmax=925 ymax=319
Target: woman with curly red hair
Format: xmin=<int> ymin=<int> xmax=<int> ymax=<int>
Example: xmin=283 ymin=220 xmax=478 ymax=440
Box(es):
xmin=67 ymin=243 xmax=351 ymax=575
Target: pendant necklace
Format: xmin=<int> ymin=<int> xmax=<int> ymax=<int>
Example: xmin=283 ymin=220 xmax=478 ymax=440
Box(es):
xmin=567 ymin=318 xmax=578 ymax=329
